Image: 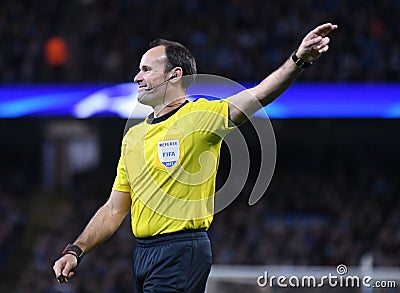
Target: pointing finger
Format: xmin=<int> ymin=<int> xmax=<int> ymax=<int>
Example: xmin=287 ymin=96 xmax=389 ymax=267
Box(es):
xmin=312 ymin=23 xmax=338 ymax=37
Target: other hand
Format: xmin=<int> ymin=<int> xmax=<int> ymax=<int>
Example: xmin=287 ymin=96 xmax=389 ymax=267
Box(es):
xmin=53 ymin=254 xmax=78 ymax=283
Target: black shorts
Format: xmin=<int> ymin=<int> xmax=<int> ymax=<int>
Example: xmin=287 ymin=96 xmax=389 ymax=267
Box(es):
xmin=133 ymin=230 xmax=212 ymax=293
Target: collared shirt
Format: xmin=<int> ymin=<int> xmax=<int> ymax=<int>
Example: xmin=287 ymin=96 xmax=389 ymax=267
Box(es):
xmin=112 ymin=98 xmax=235 ymax=238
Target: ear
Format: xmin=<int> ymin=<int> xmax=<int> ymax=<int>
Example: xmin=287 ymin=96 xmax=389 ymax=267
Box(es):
xmin=170 ymin=67 xmax=183 ymax=80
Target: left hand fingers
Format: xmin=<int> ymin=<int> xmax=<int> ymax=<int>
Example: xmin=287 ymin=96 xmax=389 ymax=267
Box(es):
xmin=315 ymin=37 xmax=330 ymax=52
xmin=296 ymin=23 xmax=337 ymax=61
xmin=317 ymin=45 xmax=329 ymax=54
xmin=303 ymin=36 xmax=330 ymax=52
xmin=311 ymin=23 xmax=338 ymax=38
xmin=303 ymin=36 xmax=322 ymax=48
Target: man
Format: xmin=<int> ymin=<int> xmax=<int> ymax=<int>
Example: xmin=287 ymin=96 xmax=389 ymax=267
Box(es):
xmin=53 ymin=23 xmax=337 ymax=292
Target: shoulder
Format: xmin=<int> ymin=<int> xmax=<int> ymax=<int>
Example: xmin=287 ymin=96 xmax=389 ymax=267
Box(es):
xmin=187 ymin=97 xmax=229 ymax=111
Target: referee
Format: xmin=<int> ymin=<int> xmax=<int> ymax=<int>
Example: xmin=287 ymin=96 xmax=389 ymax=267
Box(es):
xmin=53 ymin=23 xmax=337 ymax=292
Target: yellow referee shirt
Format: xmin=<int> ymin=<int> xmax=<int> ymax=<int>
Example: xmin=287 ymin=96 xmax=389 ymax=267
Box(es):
xmin=112 ymin=98 xmax=235 ymax=238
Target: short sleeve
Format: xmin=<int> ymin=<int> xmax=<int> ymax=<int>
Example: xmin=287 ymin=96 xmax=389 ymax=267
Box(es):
xmin=190 ymin=98 xmax=237 ymax=137
xmin=112 ymin=150 xmax=131 ymax=193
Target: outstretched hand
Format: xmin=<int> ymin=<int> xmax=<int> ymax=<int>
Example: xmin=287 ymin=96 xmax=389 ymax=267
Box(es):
xmin=296 ymin=23 xmax=338 ymax=63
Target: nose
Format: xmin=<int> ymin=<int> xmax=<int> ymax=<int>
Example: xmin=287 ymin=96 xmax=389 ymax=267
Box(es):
xmin=133 ymin=71 xmax=142 ymax=83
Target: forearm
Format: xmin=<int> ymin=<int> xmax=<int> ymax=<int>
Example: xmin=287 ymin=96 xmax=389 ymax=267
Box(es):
xmin=53 ymin=190 xmax=130 ymax=281
xmin=251 ymin=22 xmax=338 ymax=106
xmin=249 ymin=57 xmax=302 ymax=107
xmin=229 ymin=23 xmax=337 ymax=124
xmin=73 ymin=202 xmax=128 ymax=253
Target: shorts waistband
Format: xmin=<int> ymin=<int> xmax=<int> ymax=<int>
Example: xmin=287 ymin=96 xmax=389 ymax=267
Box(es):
xmin=135 ymin=229 xmax=207 ymax=247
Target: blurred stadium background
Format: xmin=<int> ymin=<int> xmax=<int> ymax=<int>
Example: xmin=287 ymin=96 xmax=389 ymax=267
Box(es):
xmin=1 ymin=0 xmax=400 ymax=292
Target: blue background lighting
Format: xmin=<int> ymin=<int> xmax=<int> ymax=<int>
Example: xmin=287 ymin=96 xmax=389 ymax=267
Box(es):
xmin=0 ymin=83 xmax=398 ymax=118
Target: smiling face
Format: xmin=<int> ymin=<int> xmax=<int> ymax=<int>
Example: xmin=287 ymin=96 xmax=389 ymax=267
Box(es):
xmin=134 ymin=46 xmax=170 ymax=107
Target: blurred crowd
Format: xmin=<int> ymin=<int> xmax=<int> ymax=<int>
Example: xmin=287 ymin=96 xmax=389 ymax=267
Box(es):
xmin=210 ymin=144 xmax=400 ymax=267
xmin=0 ymin=195 xmax=23 ymax=274
xmin=0 ymin=119 xmax=399 ymax=292
xmin=1 ymin=0 xmax=399 ymax=83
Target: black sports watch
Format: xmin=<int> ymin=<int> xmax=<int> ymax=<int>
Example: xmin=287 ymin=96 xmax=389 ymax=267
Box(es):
xmin=62 ymin=244 xmax=84 ymax=264
xmin=291 ymin=50 xmax=313 ymax=69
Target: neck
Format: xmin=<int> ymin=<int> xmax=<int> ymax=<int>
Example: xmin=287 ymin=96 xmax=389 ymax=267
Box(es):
xmin=153 ymin=97 xmax=186 ymax=118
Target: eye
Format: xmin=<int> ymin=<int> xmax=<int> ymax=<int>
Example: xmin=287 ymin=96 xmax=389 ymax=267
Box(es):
xmin=142 ymin=66 xmax=151 ymax=72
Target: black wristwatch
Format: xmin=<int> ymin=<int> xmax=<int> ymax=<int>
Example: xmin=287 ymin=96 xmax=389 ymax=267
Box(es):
xmin=291 ymin=50 xmax=313 ymax=69
xmin=62 ymin=244 xmax=84 ymax=264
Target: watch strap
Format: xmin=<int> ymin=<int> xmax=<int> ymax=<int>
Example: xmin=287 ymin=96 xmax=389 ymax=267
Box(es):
xmin=62 ymin=244 xmax=84 ymax=264
xmin=291 ymin=50 xmax=313 ymax=68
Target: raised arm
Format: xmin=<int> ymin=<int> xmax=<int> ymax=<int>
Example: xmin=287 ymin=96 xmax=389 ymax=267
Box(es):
xmin=53 ymin=190 xmax=131 ymax=282
xmin=229 ymin=23 xmax=338 ymax=124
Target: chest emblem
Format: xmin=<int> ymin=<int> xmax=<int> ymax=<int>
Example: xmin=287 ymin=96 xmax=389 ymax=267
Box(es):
xmin=158 ymin=139 xmax=180 ymax=168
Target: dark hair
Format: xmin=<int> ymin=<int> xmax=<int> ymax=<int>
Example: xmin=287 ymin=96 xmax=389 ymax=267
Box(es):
xmin=149 ymin=38 xmax=197 ymax=89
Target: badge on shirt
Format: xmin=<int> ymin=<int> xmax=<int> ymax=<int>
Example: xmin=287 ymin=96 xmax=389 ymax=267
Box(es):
xmin=158 ymin=139 xmax=180 ymax=168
